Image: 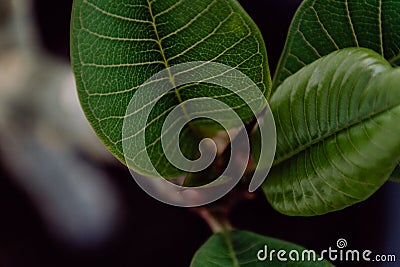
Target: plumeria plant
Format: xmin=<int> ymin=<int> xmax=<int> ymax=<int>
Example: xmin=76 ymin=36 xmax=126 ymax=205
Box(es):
xmin=70 ymin=0 xmax=400 ymax=265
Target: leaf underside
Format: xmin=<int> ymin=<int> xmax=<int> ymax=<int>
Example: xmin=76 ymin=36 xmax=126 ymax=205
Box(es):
xmin=190 ymin=230 xmax=334 ymax=267
xmin=70 ymin=0 xmax=270 ymax=177
xmin=273 ymin=0 xmax=400 ymax=89
xmin=265 ymin=48 xmax=400 ymax=216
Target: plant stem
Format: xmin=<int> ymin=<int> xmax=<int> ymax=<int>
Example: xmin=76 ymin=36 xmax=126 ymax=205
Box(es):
xmin=191 ymin=185 xmax=257 ymax=234
xmin=194 ymin=207 xmax=232 ymax=233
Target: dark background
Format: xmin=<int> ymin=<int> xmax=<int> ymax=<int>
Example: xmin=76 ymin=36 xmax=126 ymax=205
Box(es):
xmin=0 ymin=0 xmax=399 ymax=266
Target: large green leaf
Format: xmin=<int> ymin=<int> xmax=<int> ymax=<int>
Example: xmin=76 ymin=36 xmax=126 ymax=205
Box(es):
xmin=273 ymin=0 xmax=400 ymax=89
xmin=70 ymin=0 xmax=269 ymax=177
xmin=190 ymin=230 xmax=334 ymax=266
xmin=264 ymin=48 xmax=400 ymax=216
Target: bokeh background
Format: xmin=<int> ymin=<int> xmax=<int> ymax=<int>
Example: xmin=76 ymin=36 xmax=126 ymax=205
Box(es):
xmin=0 ymin=0 xmax=399 ymax=266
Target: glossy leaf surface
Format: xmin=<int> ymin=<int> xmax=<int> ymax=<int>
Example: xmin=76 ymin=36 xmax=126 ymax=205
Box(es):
xmin=264 ymin=48 xmax=400 ymax=216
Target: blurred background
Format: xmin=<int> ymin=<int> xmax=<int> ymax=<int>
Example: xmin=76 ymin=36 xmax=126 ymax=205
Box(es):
xmin=0 ymin=0 xmax=399 ymax=266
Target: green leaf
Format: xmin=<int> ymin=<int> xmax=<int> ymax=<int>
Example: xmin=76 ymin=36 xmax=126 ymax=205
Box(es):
xmin=70 ymin=0 xmax=270 ymax=177
xmin=264 ymin=48 xmax=400 ymax=216
xmin=273 ymin=0 xmax=400 ymax=89
xmin=390 ymin=164 xmax=400 ymax=182
xmin=190 ymin=230 xmax=334 ymax=266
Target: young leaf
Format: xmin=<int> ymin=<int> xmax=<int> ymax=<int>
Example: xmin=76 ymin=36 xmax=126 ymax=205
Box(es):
xmin=190 ymin=230 xmax=333 ymax=266
xmin=70 ymin=0 xmax=269 ymax=177
xmin=273 ymin=0 xmax=400 ymax=89
xmin=264 ymin=48 xmax=400 ymax=216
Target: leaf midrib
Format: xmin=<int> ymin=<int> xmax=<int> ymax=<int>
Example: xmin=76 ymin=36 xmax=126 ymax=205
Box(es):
xmin=222 ymin=230 xmax=240 ymax=267
xmin=273 ymin=102 xmax=400 ymax=166
xmin=147 ymin=0 xmax=185 ymax=105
